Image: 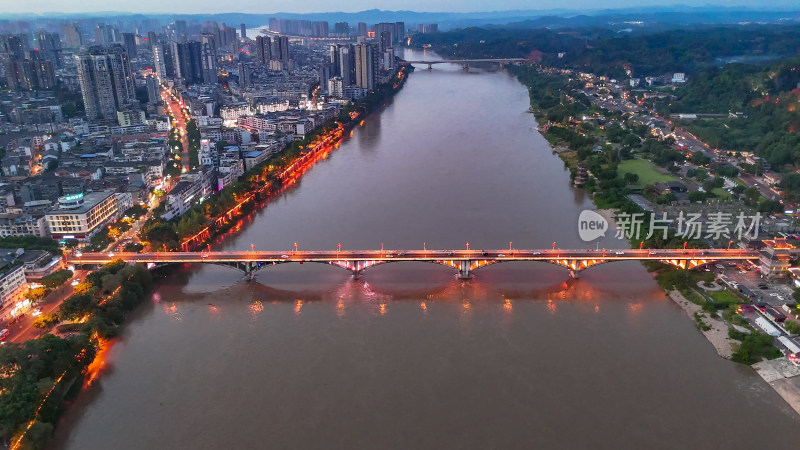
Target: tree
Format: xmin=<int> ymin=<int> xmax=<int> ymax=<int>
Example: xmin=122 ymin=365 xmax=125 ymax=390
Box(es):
xmin=40 ymin=270 xmax=73 ymax=289
xmin=623 ymin=172 xmax=639 ymax=185
xmin=33 ymin=313 xmax=60 ymax=329
xmin=27 ymin=287 xmax=50 ymax=302
xmin=744 ymin=187 xmax=760 ymax=205
xmin=758 ymin=199 xmax=783 ymax=214
xmin=688 ymin=190 xmax=707 ymax=202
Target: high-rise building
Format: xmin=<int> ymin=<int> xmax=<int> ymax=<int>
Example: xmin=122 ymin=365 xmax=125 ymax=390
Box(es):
xmin=374 ymin=23 xmax=395 ymax=46
xmin=171 ymin=41 xmax=203 ymax=84
xmin=270 ymin=36 xmax=289 ymax=63
xmin=145 ymin=75 xmax=160 ymax=102
xmin=338 ymin=45 xmax=354 ymax=86
xmin=357 ymin=22 xmax=367 ymax=37
xmin=122 ymin=33 xmax=137 ymax=59
xmin=218 ymin=23 xmax=237 ymax=49
xmin=379 ymin=31 xmax=392 ymax=53
xmin=152 ymin=44 xmax=168 ymax=79
xmin=62 ymin=24 xmax=83 ymax=48
xmin=146 ymin=31 xmax=157 ymax=48
xmin=200 ymin=34 xmax=218 ymax=84
xmin=7 ymin=59 xmax=56 ymax=90
xmin=240 ymin=23 xmax=247 ymax=40
xmin=334 ymin=22 xmax=349 ymax=36
xmin=238 ymin=62 xmax=251 ymax=86
xmin=76 ymin=45 xmax=135 ymax=120
xmin=329 ymin=44 xmax=341 ymax=77
xmin=3 ymin=34 xmax=28 ymax=60
xmin=33 ymin=31 xmax=62 ymax=65
xmin=312 ymin=21 xmax=329 ymax=37
xmin=254 ymin=36 xmax=271 ymax=64
xmin=354 ymin=41 xmax=377 ymax=90
xmin=395 ymin=22 xmax=406 ymax=43
xmin=174 ymin=20 xmax=187 ymax=41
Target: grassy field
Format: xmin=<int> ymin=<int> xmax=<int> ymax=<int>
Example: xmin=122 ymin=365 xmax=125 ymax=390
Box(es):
xmin=707 ymin=289 xmax=743 ymax=305
xmin=712 ymin=188 xmax=732 ymax=199
xmin=617 ymin=159 xmax=678 ymax=187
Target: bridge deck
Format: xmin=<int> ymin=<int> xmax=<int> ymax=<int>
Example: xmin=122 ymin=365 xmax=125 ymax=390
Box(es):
xmin=71 ymin=249 xmax=756 ymax=264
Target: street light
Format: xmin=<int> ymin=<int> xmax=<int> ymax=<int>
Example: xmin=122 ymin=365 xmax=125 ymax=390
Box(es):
xmin=728 ymin=240 xmax=733 ymax=250
xmin=466 ymin=242 xmax=469 ymax=251
xmin=294 ymin=242 xmax=298 ymax=254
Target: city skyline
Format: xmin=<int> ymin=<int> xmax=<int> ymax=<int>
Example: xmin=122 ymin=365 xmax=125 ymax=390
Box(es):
xmin=2 ymin=0 xmax=799 ymax=15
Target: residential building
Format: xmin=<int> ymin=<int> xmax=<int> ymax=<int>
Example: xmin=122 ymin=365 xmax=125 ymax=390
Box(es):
xmin=0 ymin=213 xmax=48 ymax=237
xmin=161 ymin=180 xmax=203 ymax=220
xmin=19 ymin=250 xmax=63 ymax=280
xmin=76 ymin=45 xmax=136 ymax=120
xmin=354 ymin=41 xmax=377 ymax=90
xmin=0 ymin=262 xmax=27 ymax=308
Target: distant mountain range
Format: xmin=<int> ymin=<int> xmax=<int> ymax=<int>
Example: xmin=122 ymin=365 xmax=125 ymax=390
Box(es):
xmin=1 ymin=6 xmax=798 ymax=30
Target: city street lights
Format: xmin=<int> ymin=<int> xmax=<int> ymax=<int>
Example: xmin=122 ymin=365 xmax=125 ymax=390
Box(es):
xmin=466 ymin=242 xmax=470 ymax=251
xmin=728 ymin=240 xmax=733 ymax=250
xmin=294 ymin=242 xmax=298 ymax=254
xmin=337 ymin=243 xmax=341 ymax=257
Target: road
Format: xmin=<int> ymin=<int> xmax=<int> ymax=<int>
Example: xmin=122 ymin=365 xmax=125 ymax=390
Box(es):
xmin=1 ymin=270 xmax=88 ymax=344
xmin=69 ymin=248 xmax=758 ymax=264
xmin=162 ymin=86 xmax=191 ymax=173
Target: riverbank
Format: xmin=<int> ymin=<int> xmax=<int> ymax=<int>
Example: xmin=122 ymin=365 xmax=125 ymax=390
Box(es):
xmin=753 ymin=358 xmax=800 ymax=415
xmin=666 ymin=290 xmax=736 ymax=359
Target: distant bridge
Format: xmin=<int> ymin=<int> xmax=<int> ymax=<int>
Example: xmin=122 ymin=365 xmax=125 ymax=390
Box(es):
xmin=70 ymin=248 xmax=756 ymax=280
xmin=401 ymin=58 xmax=527 ymax=70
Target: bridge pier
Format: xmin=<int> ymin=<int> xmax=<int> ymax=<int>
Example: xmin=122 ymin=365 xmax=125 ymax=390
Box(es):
xmin=569 ymin=269 xmax=580 ymax=279
xmin=459 ymin=261 xmax=471 ymax=279
xmin=352 ymin=271 xmax=361 ymax=280
xmin=426 ymin=63 xmax=433 ymax=70
xmin=462 ymin=63 xmax=469 ymax=71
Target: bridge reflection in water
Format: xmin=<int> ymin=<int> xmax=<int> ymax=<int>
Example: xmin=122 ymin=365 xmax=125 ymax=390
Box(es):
xmin=71 ymin=248 xmax=756 ymax=280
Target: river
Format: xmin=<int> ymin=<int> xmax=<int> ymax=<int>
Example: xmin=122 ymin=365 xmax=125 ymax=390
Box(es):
xmin=53 ymin=49 xmax=800 ymax=449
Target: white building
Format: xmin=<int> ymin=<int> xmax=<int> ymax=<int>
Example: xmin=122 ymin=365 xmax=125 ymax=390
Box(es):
xmin=162 ymin=180 xmax=203 ymax=220
xmin=44 ymin=191 xmax=119 ymax=242
xmin=0 ymin=264 xmax=27 ymax=308
xmin=220 ymin=103 xmax=252 ymax=121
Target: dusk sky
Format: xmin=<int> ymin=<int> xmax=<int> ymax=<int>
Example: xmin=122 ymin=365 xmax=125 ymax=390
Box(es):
xmin=1 ymin=0 xmax=798 ymax=15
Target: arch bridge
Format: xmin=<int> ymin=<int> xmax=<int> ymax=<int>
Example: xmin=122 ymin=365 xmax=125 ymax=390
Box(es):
xmin=401 ymin=58 xmax=526 ymax=70
xmin=70 ymin=248 xmax=757 ymax=280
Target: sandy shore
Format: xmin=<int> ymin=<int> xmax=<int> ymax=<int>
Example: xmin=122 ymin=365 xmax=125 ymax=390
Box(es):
xmin=594 ymin=209 xmax=620 ymax=236
xmin=667 ymin=290 xmax=736 ymax=359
